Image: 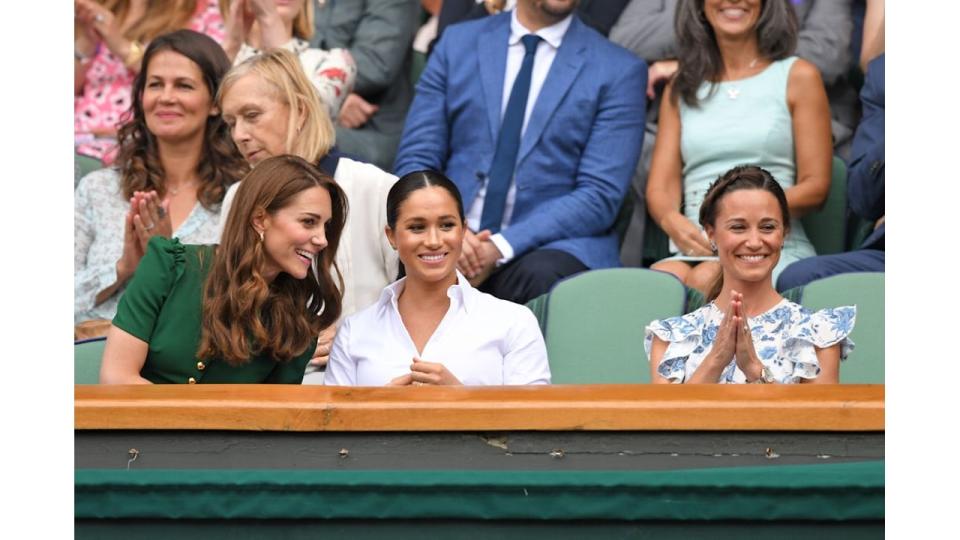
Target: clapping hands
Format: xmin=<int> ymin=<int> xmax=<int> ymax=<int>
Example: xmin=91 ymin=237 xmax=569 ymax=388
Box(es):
xmin=116 ymin=191 xmax=172 ymax=283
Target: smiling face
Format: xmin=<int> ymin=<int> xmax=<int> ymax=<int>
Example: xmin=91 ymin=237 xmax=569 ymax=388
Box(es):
xmin=703 ymin=0 xmax=762 ymax=40
xmin=142 ymin=50 xmax=214 ymax=143
xmin=221 ymin=73 xmax=293 ymax=165
xmin=255 ymin=185 xmax=332 ymax=282
xmin=706 ymin=188 xmax=786 ymax=286
xmin=386 ymin=186 xmax=465 ymax=286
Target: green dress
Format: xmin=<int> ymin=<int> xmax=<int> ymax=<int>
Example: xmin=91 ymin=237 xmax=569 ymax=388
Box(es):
xmin=112 ymin=237 xmax=315 ymax=384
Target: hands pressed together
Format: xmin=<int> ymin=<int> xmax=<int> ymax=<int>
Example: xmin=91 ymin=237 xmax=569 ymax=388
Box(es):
xmin=117 ymin=191 xmax=172 ymax=283
xmin=704 ymin=290 xmax=766 ymax=382
xmin=388 ymin=358 xmax=462 ymax=386
xmin=458 ymin=229 xmax=502 ymax=287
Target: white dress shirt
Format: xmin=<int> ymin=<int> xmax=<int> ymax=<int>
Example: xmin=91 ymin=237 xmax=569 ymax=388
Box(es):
xmin=465 ymin=9 xmax=573 ymax=263
xmin=325 ymin=272 xmax=551 ymax=386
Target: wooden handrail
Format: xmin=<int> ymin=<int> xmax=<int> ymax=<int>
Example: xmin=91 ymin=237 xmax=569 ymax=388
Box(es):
xmin=74 ymin=384 xmax=884 ymax=432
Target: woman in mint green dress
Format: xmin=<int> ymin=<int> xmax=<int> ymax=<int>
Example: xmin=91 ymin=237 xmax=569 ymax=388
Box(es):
xmin=100 ymin=156 xmax=347 ymax=384
xmin=645 ymin=0 xmax=832 ymax=296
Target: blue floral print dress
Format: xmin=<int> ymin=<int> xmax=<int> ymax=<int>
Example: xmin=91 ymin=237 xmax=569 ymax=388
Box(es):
xmin=644 ymin=299 xmax=856 ymax=383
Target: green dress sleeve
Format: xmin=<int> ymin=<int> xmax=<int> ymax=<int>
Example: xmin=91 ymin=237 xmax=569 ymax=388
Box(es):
xmin=112 ymin=237 xmax=187 ymax=342
xmin=264 ymin=340 xmax=317 ymax=384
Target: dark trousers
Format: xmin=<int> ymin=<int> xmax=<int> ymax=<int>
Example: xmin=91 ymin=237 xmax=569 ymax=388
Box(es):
xmin=776 ymin=249 xmax=885 ymax=291
xmin=480 ymin=249 xmax=589 ymax=304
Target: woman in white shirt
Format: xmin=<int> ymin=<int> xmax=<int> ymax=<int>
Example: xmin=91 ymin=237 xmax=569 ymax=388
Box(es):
xmin=325 ymin=170 xmax=551 ymax=386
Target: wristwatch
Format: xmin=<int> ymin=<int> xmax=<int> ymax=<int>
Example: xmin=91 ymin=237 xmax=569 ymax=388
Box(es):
xmin=751 ymin=366 xmax=776 ymax=384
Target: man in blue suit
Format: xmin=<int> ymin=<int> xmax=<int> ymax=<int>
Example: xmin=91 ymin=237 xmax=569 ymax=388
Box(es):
xmin=394 ymin=0 xmax=647 ymax=303
xmin=777 ymin=53 xmax=885 ymax=291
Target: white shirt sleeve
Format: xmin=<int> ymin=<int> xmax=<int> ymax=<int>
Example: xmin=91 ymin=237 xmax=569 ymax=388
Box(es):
xmin=324 ymin=316 xmax=355 ymax=386
xmin=502 ymin=306 xmax=551 ymax=385
xmin=216 ymin=182 xmax=240 ymax=241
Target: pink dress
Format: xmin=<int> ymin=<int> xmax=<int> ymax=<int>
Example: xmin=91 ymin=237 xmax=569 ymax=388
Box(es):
xmin=74 ymin=0 xmax=226 ymax=164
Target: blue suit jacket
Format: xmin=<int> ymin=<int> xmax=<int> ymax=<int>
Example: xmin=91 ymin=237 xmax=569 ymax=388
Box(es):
xmin=394 ymin=13 xmax=647 ymax=269
xmin=847 ymin=54 xmax=884 ymax=250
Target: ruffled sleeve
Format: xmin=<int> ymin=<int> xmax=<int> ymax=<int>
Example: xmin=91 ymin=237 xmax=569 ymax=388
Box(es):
xmin=112 ymin=237 xmax=187 ymax=343
xmin=783 ymin=305 xmax=857 ymax=381
xmin=643 ymin=308 xmax=709 ymax=383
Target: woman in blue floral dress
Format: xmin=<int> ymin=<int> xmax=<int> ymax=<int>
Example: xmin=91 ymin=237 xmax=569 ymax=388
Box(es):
xmin=645 ymin=165 xmax=855 ymax=384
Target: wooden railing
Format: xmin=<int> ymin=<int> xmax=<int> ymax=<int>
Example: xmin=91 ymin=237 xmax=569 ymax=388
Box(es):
xmin=75 ymin=384 xmax=884 ymax=432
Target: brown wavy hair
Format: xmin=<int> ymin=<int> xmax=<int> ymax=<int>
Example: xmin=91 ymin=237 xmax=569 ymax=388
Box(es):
xmin=114 ymin=29 xmax=249 ymax=208
xmin=699 ymin=165 xmax=791 ymax=302
xmin=672 ymin=0 xmax=798 ymax=107
xmin=197 ymin=155 xmax=348 ymax=365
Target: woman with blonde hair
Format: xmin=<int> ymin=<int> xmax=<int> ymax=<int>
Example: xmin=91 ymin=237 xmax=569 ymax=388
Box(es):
xmin=100 ymin=155 xmax=347 ymax=384
xmin=75 ymin=0 xmax=225 ymax=164
xmin=218 ymin=0 xmax=356 ymax=119
xmin=218 ymin=48 xmax=399 ymax=378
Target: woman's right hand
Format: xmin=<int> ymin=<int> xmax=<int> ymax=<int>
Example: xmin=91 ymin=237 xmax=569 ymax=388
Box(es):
xmin=662 ymin=212 xmax=713 ymax=257
xmin=706 ymin=298 xmax=739 ymax=368
xmin=75 ymin=0 xmax=124 ymax=56
xmin=116 ymin=199 xmax=145 ymax=284
xmin=222 ymin=0 xmax=254 ymax=61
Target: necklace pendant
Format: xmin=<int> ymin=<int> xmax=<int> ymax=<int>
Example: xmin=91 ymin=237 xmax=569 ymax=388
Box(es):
xmin=726 ymin=87 xmax=740 ymax=100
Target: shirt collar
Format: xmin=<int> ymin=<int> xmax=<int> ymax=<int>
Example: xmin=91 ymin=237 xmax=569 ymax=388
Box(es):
xmin=376 ymin=271 xmax=478 ymax=316
xmin=509 ymin=8 xmax=572 ymax=50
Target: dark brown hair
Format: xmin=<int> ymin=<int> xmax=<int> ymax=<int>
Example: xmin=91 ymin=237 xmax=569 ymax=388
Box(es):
xmin=699 ymin=165 xmax=790 ymax=301
xmin=114 ymin=29 xmax=249 ymax=208
xmin=672 ymin=0 xmax=798 ymax=107
xmin=197 ymin=155 xmax=348 ymax=365
xmin=386 ymin=170 xmax=465 ymax=229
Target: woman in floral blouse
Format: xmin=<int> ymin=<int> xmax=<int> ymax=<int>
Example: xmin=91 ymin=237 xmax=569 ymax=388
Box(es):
xmin=645 ymin=165 xmax=855 ymax=384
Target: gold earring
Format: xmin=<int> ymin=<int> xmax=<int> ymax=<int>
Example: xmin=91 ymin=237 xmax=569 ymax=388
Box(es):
xmin=258 ymin=230 xmax=264 ymax=242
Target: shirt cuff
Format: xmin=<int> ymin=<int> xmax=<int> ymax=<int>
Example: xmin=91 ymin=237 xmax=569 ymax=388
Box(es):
xmin=490 ymin=233 xmax=514 ymax=266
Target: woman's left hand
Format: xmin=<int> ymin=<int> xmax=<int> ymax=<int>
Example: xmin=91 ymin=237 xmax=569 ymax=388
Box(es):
xmin=247 ymin=0 xmax=288 ymax=49
xmin=309 ymin=325 xmax=337 ymax=368
xmin=131 ymin=191 xmax=173 ymax=251
xmin=409 ymin=358 xmax=462 ymax=386
xmin=732 ymin=291 xmax=765 ymax=381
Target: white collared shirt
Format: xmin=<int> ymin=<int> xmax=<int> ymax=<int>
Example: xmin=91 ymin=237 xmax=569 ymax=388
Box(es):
xmin=325 ymin=272 xmax=551 ymax=386
xmin=465 ymin=9 xmax=573 ymax=263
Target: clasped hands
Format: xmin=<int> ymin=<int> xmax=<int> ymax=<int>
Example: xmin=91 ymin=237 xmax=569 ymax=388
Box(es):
xmin=458 ymin=229 xmax=502 ymax=287
xmin=388 ymin=358 xmax=462 ymax=386
xmin=117 ymin=191 xmax=172 ymax=282
xmin=705 ymin=290 xmax=766 ymax=382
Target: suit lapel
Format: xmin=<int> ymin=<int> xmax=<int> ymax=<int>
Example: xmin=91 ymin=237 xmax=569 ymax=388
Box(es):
xmin=477 ymin=16 xmax=511 ymax=144
xmin=517 ymin=17 xmax=587 ymax=164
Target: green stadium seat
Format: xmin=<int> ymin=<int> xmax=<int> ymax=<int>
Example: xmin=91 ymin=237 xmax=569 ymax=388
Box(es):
xmin=75 ymin=153 xmax=103 ymax=188
xmin=800 ymin=272 xmax=884 ymax=383
xmin=542 ymin=268 xmax=686 ymax=384
xmin=801 ymin=156 xmax=848 ymax=255
xmin=75 ymin=337 xmax=106 ymax=384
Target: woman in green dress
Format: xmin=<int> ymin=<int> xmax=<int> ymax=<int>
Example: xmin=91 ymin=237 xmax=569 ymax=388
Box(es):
xmin=100 ymin=155 xmax=348 ymax=384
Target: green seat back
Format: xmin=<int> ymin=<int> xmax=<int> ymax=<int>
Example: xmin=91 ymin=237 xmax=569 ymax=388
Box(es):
xmin=544 ymin=269 xmax=686 ymax=384
xmin=801 ymin=156 xmax=847 ymax=255
xmin=75 ymin=337 xmax=106 ymax=384
xmin=75 ymin=153 xmax=103 ymax=188
xmin=800 ymin=272 xmax=884 ymax=383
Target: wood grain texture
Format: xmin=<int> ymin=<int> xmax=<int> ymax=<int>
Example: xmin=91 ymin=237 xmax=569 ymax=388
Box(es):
xmin=74 ymin=384 xmax=884 ymax=432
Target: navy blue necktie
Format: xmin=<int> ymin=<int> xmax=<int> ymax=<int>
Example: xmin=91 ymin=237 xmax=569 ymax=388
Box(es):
xmin=480 ymin=34 xmax=542 ymax=233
